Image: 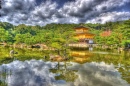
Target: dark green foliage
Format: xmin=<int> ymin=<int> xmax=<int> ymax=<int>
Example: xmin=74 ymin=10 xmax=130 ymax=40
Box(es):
xmin=0 ymin=23 xmax=77 ymax=50
xmin=85 ymin=20 xmax=130 ymax=48
xmin=0 ymin=19 xmax=130 ymax=48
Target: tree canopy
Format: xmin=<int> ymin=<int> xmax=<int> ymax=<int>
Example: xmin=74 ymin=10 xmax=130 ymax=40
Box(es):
xmin=0 ymin=19 xmax=130 ymax=49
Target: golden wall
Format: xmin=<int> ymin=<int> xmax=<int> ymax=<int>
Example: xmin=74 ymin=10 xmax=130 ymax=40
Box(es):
xmin=75 ymin=34 xmax=94 ymax=39
xmin=75 ymin=28 xmax=88 ymax=33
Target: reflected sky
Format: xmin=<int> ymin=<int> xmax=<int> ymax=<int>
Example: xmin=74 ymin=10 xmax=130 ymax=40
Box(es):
xmin=0 ymin=60 xmax=129 ymax=86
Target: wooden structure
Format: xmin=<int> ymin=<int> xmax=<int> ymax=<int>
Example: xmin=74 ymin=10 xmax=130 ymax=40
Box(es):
xmin=100 ymin=29 xmax=112 ymax=37
xmin=69 ymin=26 xmax=95 ymax=48
xmin=74 ymin=26 xmax=94 ymax=43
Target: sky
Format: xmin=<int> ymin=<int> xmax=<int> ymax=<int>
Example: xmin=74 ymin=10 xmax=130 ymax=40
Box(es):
xmin=0 ymin=0 xmax=130 ymax=26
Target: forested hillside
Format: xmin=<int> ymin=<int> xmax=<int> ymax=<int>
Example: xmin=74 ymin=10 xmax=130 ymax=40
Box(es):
xmin=88 ymin=19 xmax=130 ymax=48
xmin=0 ymin=19 xmax=130 ymax=49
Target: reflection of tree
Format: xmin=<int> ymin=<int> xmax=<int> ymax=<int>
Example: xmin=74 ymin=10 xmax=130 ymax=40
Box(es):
xmin=69 ymin=50 xmax=130 ymax=84
xmin=49 ymin=62 xmax=78 ymax=82
xmin=116 ymin=63 xmax=130 ymax=84
xmin=89 ymin=51 xmax=130 ymax=84
xmin=0 ymin=67 xmax=10 ymax=86
xmin=0 ymin=46 xmax=49 ymax=63
xmin=113 ymin=52 xmax=130 ymax=84
xmin=55 ymin=70 xmax=77 ymax=82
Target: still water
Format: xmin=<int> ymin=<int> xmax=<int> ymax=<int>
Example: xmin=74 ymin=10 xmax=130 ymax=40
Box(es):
xmin=0 ymin=47 xmax=130 ymax=86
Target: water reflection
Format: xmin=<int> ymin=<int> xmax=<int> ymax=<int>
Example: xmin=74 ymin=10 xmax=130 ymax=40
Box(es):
xmin=70 ymin=50 xmax=92 ymax=63
xmin=0 ymin=60 xmax=129 ymax=86
xmin=72 ymin=62 xmax=129 ymax=86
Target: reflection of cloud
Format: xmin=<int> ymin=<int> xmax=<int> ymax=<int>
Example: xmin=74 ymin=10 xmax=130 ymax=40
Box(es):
xmin=0 ymin=60 xmax=129 ymax=86
xmin=71 ymin=62 xmax=129 ymax=86
xmin=0 ymin=60 xmax=58 ymax=86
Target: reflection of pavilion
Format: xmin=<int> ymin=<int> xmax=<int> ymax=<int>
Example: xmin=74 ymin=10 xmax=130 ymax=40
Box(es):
xmin=70 ymin=50 xmax=93 ymax=64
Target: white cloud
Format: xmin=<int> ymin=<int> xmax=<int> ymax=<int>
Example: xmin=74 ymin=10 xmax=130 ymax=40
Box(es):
xmin=31 ymin=0 xmax=57 ymax=19
xmin=87 ymin=11 xmax=130 ymax=24
xmin=0 ymin=0 xmax=130 ymax=26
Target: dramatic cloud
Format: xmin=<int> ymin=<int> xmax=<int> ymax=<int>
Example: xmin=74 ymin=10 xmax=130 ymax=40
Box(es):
xmin=0 ymin=0 xmax=36 ymax=25
xmin=0 ymin=60 xmax=129 ymax=86
xmin=0 ymin=0 xmax=130 ymax=26
xmin=87 ymin=11 xmax=130 ymax=24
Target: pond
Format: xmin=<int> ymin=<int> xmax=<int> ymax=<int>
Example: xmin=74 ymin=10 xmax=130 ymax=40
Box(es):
xmin=0 ymin=47 xmax=130 ymax=86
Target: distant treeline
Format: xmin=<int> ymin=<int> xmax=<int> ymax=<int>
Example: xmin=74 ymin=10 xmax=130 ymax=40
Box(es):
xmin=0 ymin=19 xmax=130 ymax=49
xmin=0 ymin=23 xmax=78 ymax=50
